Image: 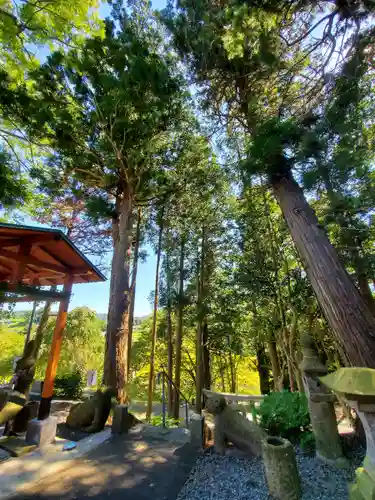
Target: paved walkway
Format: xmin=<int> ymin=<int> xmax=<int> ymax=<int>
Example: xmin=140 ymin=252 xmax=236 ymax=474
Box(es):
xmin=10 ymin=427 xmax=199 ymax=500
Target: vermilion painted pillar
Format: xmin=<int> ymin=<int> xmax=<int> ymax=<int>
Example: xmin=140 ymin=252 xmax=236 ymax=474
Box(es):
xmin=38 ymin=277 xmax=73 ymax=420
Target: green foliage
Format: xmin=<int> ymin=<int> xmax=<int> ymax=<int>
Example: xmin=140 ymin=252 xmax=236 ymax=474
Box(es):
xmin=0 ymin=148 xmax=29 ymax=208
xmin=150 ymin=415 xmax=180 ymax=428
xmin=0 ymin=324 xmax=24 ymax=381
xmin=36 ymin=307 xmax=105 ymax=379
xmin=0 ymin=0 xmax=105 ymax=73
xmin=54 ymin=371 xmax=85 ymax=399
xmin=257 ymin=391 xmax=310 ymax=441
xmin=299 ymin=431 xmax=315 ymax=453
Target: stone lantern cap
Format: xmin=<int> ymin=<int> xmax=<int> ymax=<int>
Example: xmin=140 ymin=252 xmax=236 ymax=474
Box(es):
xmin=320 ymin=368 xmax=375 ymax=404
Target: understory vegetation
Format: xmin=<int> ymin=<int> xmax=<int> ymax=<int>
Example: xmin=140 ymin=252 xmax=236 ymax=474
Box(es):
xmin=0 ymin=0 xmax=375 ymax=423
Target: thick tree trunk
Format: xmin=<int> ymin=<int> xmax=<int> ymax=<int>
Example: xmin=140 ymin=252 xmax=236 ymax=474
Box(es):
xmin=267 ymin=331 xmax=283 ymax=391
xmin=172 ymin=238 xmax=185 ymax=419
xmin=167 ymin=304 xmax=173 ymax=416
xmin=128 ymin=207 xmax=142 ymax=375
xmin=256 ymin=345 xmax=271 ymax=395
xmin=196 ymin=229 xmax=205 ymax=414
xmin=357 ymin=272 xmax=375 ymax=317
xmin=165 ymin=248 xmax=174 ymax=416
xmin=287 ymin=357 xmax=296 ymax=392
xmin=228 ymin=351 xmax=236 ymax=393
xmin=202 ymin=322 xmax=211 ymax=389
xmin=219 ymin=357 xmax=226 ymax=392
xmin=146 ymin=209 xmax=164 ymax=420
xmin=34 ymin=288 xmax=55 ymax=360
xmin=104 ymin=188 xmax=133 ymax=403
xmin=271 ymin=172 xmax=375 ymax=368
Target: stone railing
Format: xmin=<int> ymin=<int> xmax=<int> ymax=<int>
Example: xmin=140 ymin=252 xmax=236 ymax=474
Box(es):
xmin=202 ymin=389 xmax=264 ymax=419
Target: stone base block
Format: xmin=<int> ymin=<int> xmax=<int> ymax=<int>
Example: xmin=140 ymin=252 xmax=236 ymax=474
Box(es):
xmin=13 ymin=400 xmax=40 ymax=433
xmin=112 ymin=405 xmax=136 ymax=435
xmin=26 ymin=416 xmax=57 ymax=448
xmin=0 ymin=447 xmax=12 ymax=462
xmin=0 ymin=436 xmax=37 ymax=457
xmin=190 ymin=413 xmax=204 ymax=449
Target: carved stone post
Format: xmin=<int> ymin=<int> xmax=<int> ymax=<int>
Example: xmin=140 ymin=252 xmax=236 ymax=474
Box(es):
xmin=321 ymin=368 xmax=375 ymax=500
xmin=299 ymin=333 xmax=346 ymax=467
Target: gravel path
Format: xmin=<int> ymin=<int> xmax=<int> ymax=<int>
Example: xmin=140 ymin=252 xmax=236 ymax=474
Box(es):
xmin=177 ymin=446 xmax=364 ymax=500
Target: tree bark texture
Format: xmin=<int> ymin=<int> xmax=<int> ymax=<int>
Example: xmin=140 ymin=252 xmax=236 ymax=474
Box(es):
xmin=202 ymin=322 xmax=211 ymax=389
xmin=128 ymin=207 xmax=142 ymax=374
xmin=196 ymin=229 xmax=205 ymax=414
xmin=104 ymin=188 xmax=133 ymax=403
xmin=172 ymin=238 xmax=184 ymax=419
xmin=256 ymin=345 xmax=271 ymax=395
xmin=165 ymin=248 xmax=174 ymax=416
xmin=228 ymin=351 xmax=236 ymax=393
xmin=33 ymin=291 xmax=55 ymax=360
xmin=357 ymin=271 xmax=375 ymax=317
xmin=267 ymin=331 xmax=283 ymax=392
xmin=272 ymin=172 xmax=375 ymax=368
xmin=146 ymin=209 xmax=164 ymax=420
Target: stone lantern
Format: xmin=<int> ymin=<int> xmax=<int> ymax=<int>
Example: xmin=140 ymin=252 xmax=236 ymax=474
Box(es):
xmin=321 ymin=368 xmax=375 ymax=500
xmin=299 ymin=333 xmax=346 ymax=466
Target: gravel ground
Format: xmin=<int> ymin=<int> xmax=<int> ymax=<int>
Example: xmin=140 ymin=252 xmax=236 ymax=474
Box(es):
xmin=177 ymin=445 xmax=365 ymax=500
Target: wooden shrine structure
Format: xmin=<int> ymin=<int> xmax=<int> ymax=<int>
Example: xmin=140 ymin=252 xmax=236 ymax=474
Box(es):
xmin=0 ymin=222 xmax=106 ymax=419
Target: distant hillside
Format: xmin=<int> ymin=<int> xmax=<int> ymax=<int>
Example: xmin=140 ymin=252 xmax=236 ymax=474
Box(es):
xmin=9 ymin=310 xmax=149 ymax=325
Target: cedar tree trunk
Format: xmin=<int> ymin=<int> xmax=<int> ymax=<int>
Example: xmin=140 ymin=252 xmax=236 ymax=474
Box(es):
xmin=146 ymin=209 xmax=164 ymax=420
xmin=256 ymin=345 xmax=271 ymax=395
xmin=128 ymin=207 xmax=142 ymax=374
xmin=272 ymin=172 xmax=375 ymax=368
xmin=104 ymin=187 xmax=133 ymax=403
xmin=172 ymin=238 xmax=184 ymax=419
xmin=202 ymin=322 xmax=211 ymax=389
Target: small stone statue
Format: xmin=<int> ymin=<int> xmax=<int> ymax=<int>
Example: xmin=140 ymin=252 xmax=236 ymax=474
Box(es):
xmin=205 ymin=395 xmax=266 ymax=456
xmin=0 ymin=389 xmax=26 ymax=426
xmin=66 ymin=387 xmax=115 ymax=433
xmin=13 ymin=340 xmax=36 ymax=396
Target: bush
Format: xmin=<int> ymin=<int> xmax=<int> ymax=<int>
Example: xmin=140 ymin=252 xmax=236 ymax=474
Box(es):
xmin=54 ymin=371 xmax=84 ymax=399
xmin=150 ymin=415 xmax=180 ymax=428
xmin=257 ymin=391 xmax=310 ymax=442
xmin=300 ymin=431 xmax=315 ymax=453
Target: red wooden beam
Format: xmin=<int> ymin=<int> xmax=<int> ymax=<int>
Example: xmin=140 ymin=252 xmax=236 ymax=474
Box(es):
xmin=0 ymin=233 xmax=60 ymax=248
xmin=0 ymin=249 xmax=66 ymax=274
xmin=38 ymin=276 xmax=73 ymax=420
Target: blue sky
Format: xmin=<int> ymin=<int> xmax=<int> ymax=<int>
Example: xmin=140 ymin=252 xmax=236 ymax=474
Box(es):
xmin=15 ymin=0 xmax=168 ymax=317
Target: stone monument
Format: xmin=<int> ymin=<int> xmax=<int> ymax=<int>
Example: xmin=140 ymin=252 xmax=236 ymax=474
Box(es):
xmin=66 ymin=387 xmax=115 ymax=433
xmin=205 ymin=395 xmax=266 ymax=456
xmin=0 ymin=389 xmax=26 ymax=426
xmin=321 ymin=368 xmax=375 ymax=500
xmin=299 ymin=332 xmax=346 ymax=467
xmin=262 ymin=436 xmax=301 ymax=500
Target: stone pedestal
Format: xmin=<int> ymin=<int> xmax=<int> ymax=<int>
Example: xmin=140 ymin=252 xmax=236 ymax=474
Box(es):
xmin=262 ymin=436 xmax=301 ymax=500
xmin=321 ymin=367 xmax=375 ymax=499
xmin=299 ymin=333 xmax=345 ymax=466
xmin=190 ymin=413 xmax=204 ymax=449
xmin=112 ymin=405 xmax=134 ymax=435
xmin=13 ymin=401 xmax=40 ymax=433
xmin=26 ymin=416 xmax=57 ymax=448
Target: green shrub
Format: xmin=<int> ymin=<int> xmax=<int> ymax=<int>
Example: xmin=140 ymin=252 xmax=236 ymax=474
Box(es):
xmin=54 ymin=371 xmax=84 ymax=399
xmin=150 ymin=415 xmax=180 ymax=428
xmin=257 ymin=391 xmax=310 ymax=442
xmin=300 ymin=431 xmax=315 ymax=452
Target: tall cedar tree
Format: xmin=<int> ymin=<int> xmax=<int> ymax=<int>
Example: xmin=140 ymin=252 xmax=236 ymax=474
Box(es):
xmin=0 ymin=6 xmax=184 ymax=401
xmin=163 ymin=0 xmax=375 ymax=367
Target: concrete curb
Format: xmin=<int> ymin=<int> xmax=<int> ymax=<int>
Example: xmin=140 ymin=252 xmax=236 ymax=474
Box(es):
xmin=0 ymin=428 xmax=112 ymax=500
